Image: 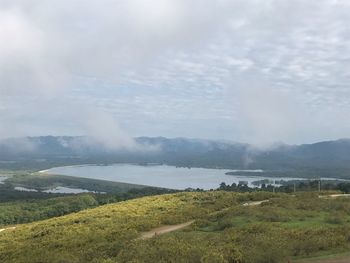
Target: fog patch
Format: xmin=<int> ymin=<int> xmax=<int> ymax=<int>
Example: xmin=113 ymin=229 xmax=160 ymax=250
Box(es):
xmin=0 ymin=137 xmax=37 ymax=153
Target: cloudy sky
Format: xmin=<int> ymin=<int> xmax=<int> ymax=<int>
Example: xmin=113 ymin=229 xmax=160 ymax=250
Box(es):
xmin=1 ymin=0 xmax=350 ymax=145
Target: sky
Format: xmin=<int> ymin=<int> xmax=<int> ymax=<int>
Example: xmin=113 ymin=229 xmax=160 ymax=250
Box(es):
xmin=1 ymin=0 xmax=350 ymax=146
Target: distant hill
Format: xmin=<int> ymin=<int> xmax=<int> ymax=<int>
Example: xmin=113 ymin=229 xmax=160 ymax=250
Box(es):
xmin=1 ymin=136 xmax=350 ymax=178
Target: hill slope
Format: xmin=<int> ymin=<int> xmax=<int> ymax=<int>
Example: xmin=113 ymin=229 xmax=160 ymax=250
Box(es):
xmin=1 ymin=191 xmax=350 ymax=263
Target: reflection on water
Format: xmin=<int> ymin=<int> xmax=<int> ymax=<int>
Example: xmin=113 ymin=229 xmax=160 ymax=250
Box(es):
xmin=46 ymin=164 xmax=305 ymax=190
xmin=14 ymin=186 xmax=38 ymax=192
xmin=0 ymin=176 xmax=7 ymax=184
xmin=43 ymin=186 xmax=104 ymax=194
xmin=14 ymin=185 xmax=104 ymax=194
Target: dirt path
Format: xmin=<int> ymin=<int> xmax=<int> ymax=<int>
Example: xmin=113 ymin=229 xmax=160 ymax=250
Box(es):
xmin=242 ymin=200 xmax=269 ymax=206
xmin=140 ymin=220 xmax=195 ymax=239
xmin=319 ymin=194 xmax=350 ymax=199
xmin=296 ymin=256 xmax=350 ymax=263
xmin=325 ymin=194 xmax=350 ymax=198
xmin=0 ymin=227 xmax=16 ymax=233
xmin=312 ymin=258 xmax=350 ymax=263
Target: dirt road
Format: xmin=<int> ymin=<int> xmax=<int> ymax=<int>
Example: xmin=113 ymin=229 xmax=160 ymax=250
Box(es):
xmin=325 ymin=194 xmax=350 ymax=198
xmin=0 ymin=227 xmax=16 ymax=233
xmin=314 ymin=258 xmax=350 ymax=263
xmin=296 ymin=256 xmax=350 ymax=263
xmin=140 ymin=220 xmax=194 ymax=239
xmin=319 ymin=194 xmax=350 ymax=199
xmin=242 ymin=200 xmax=269 ymax=206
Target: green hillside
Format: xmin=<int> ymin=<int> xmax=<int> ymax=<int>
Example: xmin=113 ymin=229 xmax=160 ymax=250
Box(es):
xmin=0 ymin=191 xmax=350 ymax=263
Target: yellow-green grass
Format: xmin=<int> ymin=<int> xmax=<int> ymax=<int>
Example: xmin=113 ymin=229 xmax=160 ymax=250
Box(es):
xmin=0 ymin=191 xmax=350 ymax=263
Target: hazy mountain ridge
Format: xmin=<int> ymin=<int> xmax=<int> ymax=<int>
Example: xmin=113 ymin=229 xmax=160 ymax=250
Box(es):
xmin=1 ymin=136 xmax=350 ymax=178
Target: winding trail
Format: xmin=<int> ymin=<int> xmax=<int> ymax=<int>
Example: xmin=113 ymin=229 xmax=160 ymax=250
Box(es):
xmin=139 ymin=220 xmax=195 ymax=239
xmin=319 ymin=194 xmax=350 ymax=198
xmin=242 ymin=200 xmax=269 ymax=206
xmin=309 ymin=258 xmax=350 ymax=263
xmin=138 ymin=198 xmax=271 ymax=240
xmin=296 ymin=255 xmax=350 ymax=263
xmin=0 ymin=227 xmax=16 ymax=233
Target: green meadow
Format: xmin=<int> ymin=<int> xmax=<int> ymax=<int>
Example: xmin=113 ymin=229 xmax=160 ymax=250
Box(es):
xmin=0 ymin=191 xmax=350 ymax=263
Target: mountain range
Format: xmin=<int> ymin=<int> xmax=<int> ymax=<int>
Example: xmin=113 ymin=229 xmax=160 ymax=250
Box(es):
xmin=1 ymin=136 xmax=350 ymax=178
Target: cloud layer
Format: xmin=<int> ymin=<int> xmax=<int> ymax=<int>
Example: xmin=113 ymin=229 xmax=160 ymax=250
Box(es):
xmin=1 ymin=0 xmax=350 ymax=145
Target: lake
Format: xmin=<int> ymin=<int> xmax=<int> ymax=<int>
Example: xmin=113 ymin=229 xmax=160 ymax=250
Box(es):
xmin=14 ymin=185 xmax=101 ymax=194
xmin=0 ymin=176 xmax=7 ymax=184
xmin=45 ymin=164 xmax=305 ymax=190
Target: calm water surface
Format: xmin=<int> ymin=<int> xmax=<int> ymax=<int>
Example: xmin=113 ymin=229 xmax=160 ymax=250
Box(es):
xmin=43 ymin=186 xmax=104 ymax=194
xmin=0 ymin=176 xmax=7 ymax=184
xmin=46 ymin=164 xmax=304 ymax=190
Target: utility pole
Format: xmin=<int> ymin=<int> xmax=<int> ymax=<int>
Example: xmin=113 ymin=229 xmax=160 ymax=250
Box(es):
xmin=293 ymin=182 xmax=296 ymax=193
xmin=318 ymin=178 xmax=321 ymax=192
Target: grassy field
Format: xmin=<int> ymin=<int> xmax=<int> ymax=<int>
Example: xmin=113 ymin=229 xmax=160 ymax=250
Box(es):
xmin=0 ymin=171 xmax=175 ymax=227
xmin=0 ymin=191 xmax=349 ymax=262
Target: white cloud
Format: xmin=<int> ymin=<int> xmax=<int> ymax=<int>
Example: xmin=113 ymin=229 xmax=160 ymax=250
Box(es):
xmin=1 ymin=0 xmax=350 ymax=145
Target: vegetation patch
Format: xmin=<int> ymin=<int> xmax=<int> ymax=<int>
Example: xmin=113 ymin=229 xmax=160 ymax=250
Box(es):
xmin=0 ymin=191 xmax=350 ymax=262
